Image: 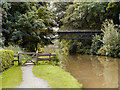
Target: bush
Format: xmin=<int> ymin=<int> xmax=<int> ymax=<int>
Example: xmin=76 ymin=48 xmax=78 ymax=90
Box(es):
xmin=97 ymin=45 xmax=107 ymax=55
xmin=4 ymin=45 xmax=23 ymax=55
xmin=0 ymin=50 xmax=14 ymax=71
xmin=51 ymin=56 xmax=60 ymax=65
xmin=69 ymin=42 xmax=78 ymax=55
xmin=98 ymin=20 xmax=120 ymax=57
xmin=4 ymin=45 xmax=28 ymax=64
xmin=90 ymin=34 xmax=103 ymax=54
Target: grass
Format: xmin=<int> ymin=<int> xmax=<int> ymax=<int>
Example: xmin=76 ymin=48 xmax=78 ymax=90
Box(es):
xmin=2 ymin=66 xmax=23 ymax=88
xmin=0 ymin=73 xmax=2 ymax=90
xmin=33 ymin=64 xmax=82 ymax=88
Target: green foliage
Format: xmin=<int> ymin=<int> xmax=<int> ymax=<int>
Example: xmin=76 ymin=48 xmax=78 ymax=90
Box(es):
xmin=36 ymin=43 xmax=44 ymax=53
xmin=56 ymin=34 xmax=92 ymax=55
xmin=2 ymin=66 xmax=23 ymax=88
xmin=59 ymin=39 xmax=71 ymax=55
xmin=42 ymin=45 xmax=56 ymax=54
xmin=53 ymin=2 xmax=120 ymax=30
xmin=97 ymin=45 xmax=107 ymax=56
xmin=61 ymin=2 xmax=108 ymax=29
xmin=77 ymin=45 xmax=91 ymax=54
xmin=4 ymin=45 xmax=23 ymax=55
xmin=2 ymin=2 xmax=56 ymax=51
xmin=51 ymin=56 xmax=60 ymax=65
xmin=4 ymin=45 xmax=28 ymax=64
xmin=69 ymin=42 xmax=78 ymax=54
xmin=90 ymin=34 xmax=103 ymax=54
xmin=0 ymin=33 xmax=5 ymax=48
xmin=0 ymin=50 xmax=14 ymax=71
xmin=33 ymin=65 xmax=82 ymax=88
xmin=97 ymin=20 xmax=120 ymax=57
xmin=53 ymin=2 xmax=72 ymax=27
xmin=106 ymin=2 xmax=120 ymax=24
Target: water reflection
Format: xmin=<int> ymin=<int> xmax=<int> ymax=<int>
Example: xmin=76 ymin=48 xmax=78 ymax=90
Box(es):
xmin=59 ymin=54 xmax=119 ymax=88
xmin=97 ymin=56 xmax=118 ymax=88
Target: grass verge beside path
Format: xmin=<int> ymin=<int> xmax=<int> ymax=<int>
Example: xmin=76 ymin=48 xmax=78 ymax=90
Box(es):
xmin=2 ymin=66 xmax=23 ymax=88
xmin=0 ymin=73 xmax=2 ymax=90
xmin=33 ymin=65 xmax=82 ymax=88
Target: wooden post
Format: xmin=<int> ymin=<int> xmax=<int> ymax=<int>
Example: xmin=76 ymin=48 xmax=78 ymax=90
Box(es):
xmin=18 ymin=52 xmax=20 ymax=65
xmin=36 ymin=51 xmax=38 ymax=64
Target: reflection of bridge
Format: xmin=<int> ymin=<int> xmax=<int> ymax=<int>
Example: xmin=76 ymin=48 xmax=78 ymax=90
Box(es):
xmin=51 ymin=30 xmax=102 ymax=39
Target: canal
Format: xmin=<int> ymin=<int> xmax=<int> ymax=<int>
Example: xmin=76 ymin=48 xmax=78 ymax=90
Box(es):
xmin=59 ymin=54 xmax=119 ymax=88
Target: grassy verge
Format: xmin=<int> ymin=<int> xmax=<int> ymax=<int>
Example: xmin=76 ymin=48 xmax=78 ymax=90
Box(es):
xmin=0 ymin=73 xmax=2 ymax=90
xmin=2 ymin=66 xmax=23 ymax=88
xmin=33 ymin=64 xmax=82 ymax=88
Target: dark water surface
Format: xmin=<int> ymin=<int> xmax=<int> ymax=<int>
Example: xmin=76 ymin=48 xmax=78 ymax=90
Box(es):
xmin=59 ymin=54 xmax=119 ymax=88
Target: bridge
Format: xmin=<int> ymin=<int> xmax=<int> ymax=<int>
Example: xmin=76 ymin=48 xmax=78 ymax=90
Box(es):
xmin=51 ymin=30 xmax=102 ymax=39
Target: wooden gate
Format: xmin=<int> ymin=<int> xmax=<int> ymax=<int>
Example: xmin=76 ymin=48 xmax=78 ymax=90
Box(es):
xmin=13 ymin=52 xmax=56 ymax=65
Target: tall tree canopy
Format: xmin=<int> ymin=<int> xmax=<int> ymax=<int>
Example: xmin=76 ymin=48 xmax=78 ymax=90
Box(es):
xmin=2 ymin=2 xmax=57 ymax=51
xmin=53 ymin=2 xmax=120 ymax=30
xmin=53 ymin=2 xmax=72 ymax=27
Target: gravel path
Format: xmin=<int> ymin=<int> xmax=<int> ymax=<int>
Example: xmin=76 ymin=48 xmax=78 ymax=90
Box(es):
xmin=17 ymin=65 xmax=51 ymax=88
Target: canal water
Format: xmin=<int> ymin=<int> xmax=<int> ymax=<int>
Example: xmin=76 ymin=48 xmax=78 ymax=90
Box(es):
xmin=59 ymin=54 xmax=119 ymax=88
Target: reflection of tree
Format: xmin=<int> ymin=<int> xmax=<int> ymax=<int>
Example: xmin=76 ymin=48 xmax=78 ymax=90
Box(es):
xmin=57 ymin=54 xmax=70 ymax=71
xmin=98 ymin=56 xmax=118 ymax=88
xmin=90 ymin=55 xmax=104 ymax=77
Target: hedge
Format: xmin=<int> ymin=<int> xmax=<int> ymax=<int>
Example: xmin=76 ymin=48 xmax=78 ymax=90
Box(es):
xmin=0 ymin=50 xmax=14 ymax=71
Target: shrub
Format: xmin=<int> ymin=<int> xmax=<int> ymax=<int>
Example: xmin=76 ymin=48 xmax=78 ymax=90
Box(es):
xmin=98 ymin=20 xmax=120 ymax=57
xmin=69 ymin=42 xmax=78 ymax=55
xmin=4 ymin=45 xmax=23 ymax=55
xmin=0 ymin=50 xmax=14 ymax=71
xmin=4 ymin=45 xmax=28 ymax=64
xmin=90 ymin=34 xmax=103 ymax=54
xmin=50 ymin=56 xmax=60 ymax=65
xmin=97 ymin=45 xmax=107 ymax=55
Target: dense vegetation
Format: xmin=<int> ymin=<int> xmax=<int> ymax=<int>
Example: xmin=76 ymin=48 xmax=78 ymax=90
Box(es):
xmin=2 ymin=2 xmax=57 ymax=51
xmin=0 ymin=50 xmax=14 ymax=71
xmin=1 ymin=2 xmax=120 ymax=56
xmin=53 ymin=2 xmax=120 ymax=58
xmin=91 ymin=20 xmax=120 ymax=57
xmin=56 ymin=20 xmax=120 ymax=58
xmin=54 ymin=2 xmax=120 ymax=30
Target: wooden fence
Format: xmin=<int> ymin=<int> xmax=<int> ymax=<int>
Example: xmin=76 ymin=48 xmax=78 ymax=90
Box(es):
xmin=13 ymin=52 xmax=56 ymax=65
xmin=36 ymin=53 xmax=56 ymax=63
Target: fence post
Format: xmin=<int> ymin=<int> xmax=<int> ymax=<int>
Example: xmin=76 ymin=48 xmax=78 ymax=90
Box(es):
xmin=36 ymin=51 xmax=38 ymax=64
xmin=18 ymin=52 xmax=20 ymax=65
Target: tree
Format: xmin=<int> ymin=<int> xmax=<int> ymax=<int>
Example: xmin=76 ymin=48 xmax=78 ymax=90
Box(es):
xmin=53 ymin=2 xmax=72 ymax=27
xmin=2 ymin=2 xmax=57 ymax=51
xmin=61 ymin=2 xmax=108 ymax=30
xmin=106 ymin=2 xmax=120 ymax=25
xmin=54 ymin=2 xmax=120 ymax=30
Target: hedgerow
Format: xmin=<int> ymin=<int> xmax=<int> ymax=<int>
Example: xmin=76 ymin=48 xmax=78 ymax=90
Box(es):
xmin=0 ymin=50 xmax=14 ymax=71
